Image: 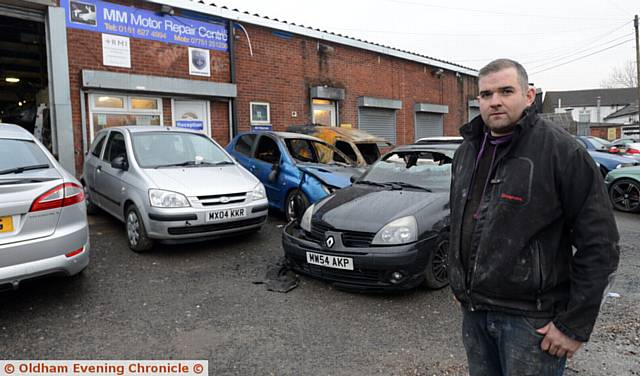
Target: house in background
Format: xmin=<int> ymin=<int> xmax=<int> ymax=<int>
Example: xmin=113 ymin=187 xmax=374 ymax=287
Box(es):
xmin=542 ymin=87 xmax=639 ymax=139
xmin=542 ymin=87 xmax=636 ymax=123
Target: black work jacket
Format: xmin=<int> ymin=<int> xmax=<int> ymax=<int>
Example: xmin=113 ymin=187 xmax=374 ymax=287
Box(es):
xmin=448 ymin=109 xmax=620 ymax=342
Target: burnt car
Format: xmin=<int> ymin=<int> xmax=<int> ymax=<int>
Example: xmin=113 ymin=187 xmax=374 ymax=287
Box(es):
xmin=287 ymin=124 xmax=393 ymax=167
xmin=282 ymin=143 xmax=456 ymax=291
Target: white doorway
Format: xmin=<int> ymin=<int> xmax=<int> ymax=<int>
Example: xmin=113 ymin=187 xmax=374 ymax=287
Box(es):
xmin=172 ymin=99 xmax=210 ymax=135
xmin=312 ymin=99 xmax=337 ymax=126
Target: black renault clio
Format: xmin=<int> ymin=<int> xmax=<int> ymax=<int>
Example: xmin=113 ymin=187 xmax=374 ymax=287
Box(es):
xmin=282 ymin=143 xmax=457 ymax=291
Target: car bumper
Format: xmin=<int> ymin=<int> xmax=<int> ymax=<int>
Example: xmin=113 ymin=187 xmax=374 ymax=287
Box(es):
xmin=144 ymin=199 xmax=269 ymax=241
xmin=282 ymin=222 xmax=435 ymax=291
xmin=0 ymin=226 xmax=90 ymax=290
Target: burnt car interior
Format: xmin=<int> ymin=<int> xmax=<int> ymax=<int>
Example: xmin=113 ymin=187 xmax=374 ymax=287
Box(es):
xmin=355 ymin=143 xmax=381 ymax=164
xmin=0 ymin=14 xmax=51 ymax=150
xmin=255 ymin=136 xmax=281 ymax=165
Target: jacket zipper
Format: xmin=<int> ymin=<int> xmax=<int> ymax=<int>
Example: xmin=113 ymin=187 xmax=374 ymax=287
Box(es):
xmin=533 ymin=239 xmax=543 ymax=311
xmin=466 ymin=161 xmax=503 ymax=310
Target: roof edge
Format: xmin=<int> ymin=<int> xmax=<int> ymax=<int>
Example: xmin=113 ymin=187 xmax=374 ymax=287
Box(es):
xmin=146 ymin=0 xmax=478 ymax=76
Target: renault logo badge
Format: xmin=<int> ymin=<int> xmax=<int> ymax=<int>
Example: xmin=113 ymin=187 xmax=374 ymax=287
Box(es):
xmin=325 ymin=236 xmax=335 ymax=248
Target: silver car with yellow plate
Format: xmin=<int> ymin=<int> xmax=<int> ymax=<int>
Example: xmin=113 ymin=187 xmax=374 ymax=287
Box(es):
xmin=1 ymin=123 xmax=89 ymax=291
xmin=82 ymin=126 xmax=268 ymax=252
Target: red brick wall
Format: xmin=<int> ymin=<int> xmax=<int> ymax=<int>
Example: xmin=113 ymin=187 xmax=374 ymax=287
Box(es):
xmin=590 ymin=127 xmax=621 ymax=140
xmin=232 ymin=23 xmax=477 ymax=143
xmin=65 ymin=1 xmax=477 ymax=173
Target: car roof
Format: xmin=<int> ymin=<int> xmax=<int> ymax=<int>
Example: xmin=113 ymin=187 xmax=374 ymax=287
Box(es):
xmin=238 ymin=131 xmax=323 ymax=142
xmin=287 ymin=125 xmax=390 ymax=143
xmin=0 ymin=123 xmax=34 ymax=140
xmin=415 ymin=136 xmax=463 ymax=144
xmin=97 ymin=126 xmax=204 ymax=135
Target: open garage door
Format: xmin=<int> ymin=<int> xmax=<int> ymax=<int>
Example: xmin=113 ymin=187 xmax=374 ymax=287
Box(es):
xmin=0 ymin=12 xmax=50 ymax=147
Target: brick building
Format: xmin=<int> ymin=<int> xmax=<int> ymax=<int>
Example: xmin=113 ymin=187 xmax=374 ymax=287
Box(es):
xmin=0 ymin=0 xmax=478 ymax=175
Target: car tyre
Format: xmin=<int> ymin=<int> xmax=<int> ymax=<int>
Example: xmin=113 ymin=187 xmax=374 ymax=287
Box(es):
xmin=125 ymin=205 xmax=154 ymax=252
xmin=83 ymin=183 xmax=99 ymax=215
xmin=285 ymin=189 xmax=309 ymax=223
xmin=609 ymin=178 xmax=640 ymax=213
xmin=424 ymin=234 xmax=449 ymax=289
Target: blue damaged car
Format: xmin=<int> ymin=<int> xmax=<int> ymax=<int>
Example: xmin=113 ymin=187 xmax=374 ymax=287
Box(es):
xmin=227 ymin=132 xmax=362 ymax=222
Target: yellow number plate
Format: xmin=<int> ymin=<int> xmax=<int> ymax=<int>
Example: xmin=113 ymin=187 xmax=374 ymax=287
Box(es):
xmin=0 ymin=216 xmax=14 ymax=233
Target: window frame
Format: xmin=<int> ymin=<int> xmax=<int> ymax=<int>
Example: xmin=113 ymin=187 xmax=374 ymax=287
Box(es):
xmin=250 ymin=102 xmax=271 ymax=124
xmin=88 ymin=93 xmax=163 ymax=141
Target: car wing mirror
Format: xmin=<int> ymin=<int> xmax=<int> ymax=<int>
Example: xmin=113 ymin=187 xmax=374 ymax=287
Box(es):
xmin=268 ymin=163 xmax=280 ymax=182
xmin=111 ymin=155 xmax=129 ymax=171
xmin=350 ymin=173 xmax=361 ymax=183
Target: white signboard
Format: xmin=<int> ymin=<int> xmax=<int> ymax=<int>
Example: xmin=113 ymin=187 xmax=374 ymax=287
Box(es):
xmin=189 ymin=47 xmax=210 ymax=77
xmin=102 ymin=33 xmax=131 ymax=68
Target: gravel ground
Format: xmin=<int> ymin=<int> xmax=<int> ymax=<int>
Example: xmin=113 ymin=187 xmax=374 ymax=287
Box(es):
xmin=0 ymin=210 xmax=638 ymax=375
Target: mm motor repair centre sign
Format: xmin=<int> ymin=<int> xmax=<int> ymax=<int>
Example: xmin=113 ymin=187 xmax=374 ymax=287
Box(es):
xmin=60 ymin=0 xmax=228 ymax=51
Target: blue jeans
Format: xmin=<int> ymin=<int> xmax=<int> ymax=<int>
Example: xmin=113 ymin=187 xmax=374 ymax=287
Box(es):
xmin=462 ymin=310 xmax=567 ymax=376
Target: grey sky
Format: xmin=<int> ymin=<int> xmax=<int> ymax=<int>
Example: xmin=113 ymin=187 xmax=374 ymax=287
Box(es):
xmin=216 ymin=0 xmax=638 ymax=92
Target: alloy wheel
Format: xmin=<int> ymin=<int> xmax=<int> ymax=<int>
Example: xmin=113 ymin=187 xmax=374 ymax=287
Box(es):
xmin=127 ymin=211 xmax=140 ymax=246
xmin=610 ymin=179 xmax=640 ymax=212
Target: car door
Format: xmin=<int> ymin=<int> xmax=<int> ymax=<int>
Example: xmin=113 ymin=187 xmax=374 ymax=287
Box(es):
xmin=231 ymin=133 xmax=257 ymax=171
xmin=251 ymin=135 xmax=284 ymax=203
xmin=84 ymin=131 xmax=108 ymax=206
xmin=95 ymin=130 xmax=129 ymax=218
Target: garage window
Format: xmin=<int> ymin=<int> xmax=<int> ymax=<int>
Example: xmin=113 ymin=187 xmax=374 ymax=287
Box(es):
xmin=89 ymin=94 xmax=162 ymax=140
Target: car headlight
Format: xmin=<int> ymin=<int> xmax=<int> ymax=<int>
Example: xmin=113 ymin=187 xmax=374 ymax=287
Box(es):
xmin=250 ymin=183 xmax=266 ymax=201
xmin=149 ymin=189 xmax=190 ymax=208
xmin=372 ymin=216 xmax=418 ymax=245
xmin=300 ymin=203 xmax=315 ymax=232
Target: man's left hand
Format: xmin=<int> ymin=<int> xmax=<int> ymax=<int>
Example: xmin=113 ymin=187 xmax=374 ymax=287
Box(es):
xmin=536 ymin=321 xmax=583 ymax=358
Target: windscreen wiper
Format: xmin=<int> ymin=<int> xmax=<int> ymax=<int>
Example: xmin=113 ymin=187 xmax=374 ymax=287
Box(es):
xmin=0 ymin=164 xmax=49 ymax=175
xmin=385 ymin=181 xmax=432 ymax=192
xmin=154 ymin=161 xmax=196 ymax=168
xmin=212 ymin=161 xmax=235 ymax=165
xmin=355 ymin=180 xmax=387 ymax=187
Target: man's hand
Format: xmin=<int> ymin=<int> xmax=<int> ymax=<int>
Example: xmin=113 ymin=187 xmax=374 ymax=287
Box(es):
xmin=536 ymin=321 xmax=583 ymax=358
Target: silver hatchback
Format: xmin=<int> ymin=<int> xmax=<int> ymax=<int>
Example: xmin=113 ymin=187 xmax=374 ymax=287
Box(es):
xmin=82 ymin=126 xmax=268 ymax=252
xmin=0 ymin=123 xmax=89 ymax=291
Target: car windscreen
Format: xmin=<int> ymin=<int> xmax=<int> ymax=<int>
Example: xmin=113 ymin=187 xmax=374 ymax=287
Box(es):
xmin=131 ymin=132 xmax=233 ymax=168
xmin=588 ymin=137 xmax=612 ymax=150
xmin=285 ymin=138 xmax=356 ymax=166
xmin=0 ymin=139 xmax=50 ymax=173
xmin=358 ymin=150 xmax=454 ymax=191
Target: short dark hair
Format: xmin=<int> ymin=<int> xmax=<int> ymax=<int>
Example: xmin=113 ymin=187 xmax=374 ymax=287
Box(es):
xmin=479 ymin=59 xmax=529 ymax=92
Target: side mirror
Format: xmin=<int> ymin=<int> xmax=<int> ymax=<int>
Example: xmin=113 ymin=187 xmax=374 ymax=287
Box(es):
xmin=111 ymin=155 xmax=129 ymax=171
xmin=350 ymin=173 xmax=361 ymax=183
xmin=268 ymin=163 xmax=280 ymax=182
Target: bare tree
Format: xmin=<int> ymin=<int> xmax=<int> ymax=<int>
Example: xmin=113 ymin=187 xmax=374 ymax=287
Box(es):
xmin=600 ymin=60 xmax=638 ymax=88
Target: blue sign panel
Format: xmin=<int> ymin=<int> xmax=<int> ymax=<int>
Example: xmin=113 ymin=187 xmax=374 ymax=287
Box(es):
xmin=60 ymin=0 xmax=228 ymax=51
xmin=251 ymin=125 xmax=273 ymax=132
xmin=176 ymin=120 xmax=204 ymax=131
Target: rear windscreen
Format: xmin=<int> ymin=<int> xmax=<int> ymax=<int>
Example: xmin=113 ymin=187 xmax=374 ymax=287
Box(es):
xmin=0 ymin=139 xmax=50 ymax=171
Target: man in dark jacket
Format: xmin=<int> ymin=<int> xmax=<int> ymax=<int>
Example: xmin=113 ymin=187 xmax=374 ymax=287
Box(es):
xmin=449 ymin=59 xmax=619 ymax=375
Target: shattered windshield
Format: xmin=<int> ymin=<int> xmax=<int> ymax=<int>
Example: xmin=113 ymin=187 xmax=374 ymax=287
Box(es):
xmin=358 ymin=150 xmax=454 ymax=191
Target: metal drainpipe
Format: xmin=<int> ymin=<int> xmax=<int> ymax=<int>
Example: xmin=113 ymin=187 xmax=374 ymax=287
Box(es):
xmin=80 ymin=89 xmax=87 ymax=155
xmin=228 ymin=19 xmax=238 ymax=137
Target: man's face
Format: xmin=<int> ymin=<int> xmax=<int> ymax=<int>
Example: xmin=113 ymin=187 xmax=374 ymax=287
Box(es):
xmin=478 ymin=67 xmax=535 ymax=135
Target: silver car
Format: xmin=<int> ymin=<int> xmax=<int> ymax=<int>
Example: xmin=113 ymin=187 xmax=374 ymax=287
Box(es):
xmin=0 ymin=123 xmax=89 ymax=291
xmin=82 ymin=126 xmax=268 ymax=252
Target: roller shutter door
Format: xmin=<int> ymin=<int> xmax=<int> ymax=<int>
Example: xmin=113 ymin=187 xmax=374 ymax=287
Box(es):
xmin=358 ymin=108 xmax=396 ymax=144
xmin=415 ymin=112 xmax=444 ymax=139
